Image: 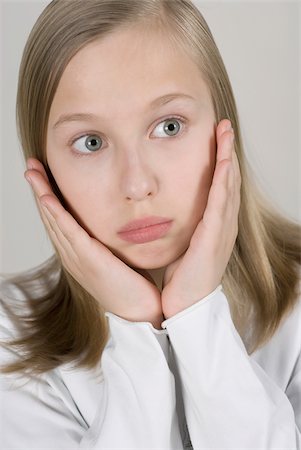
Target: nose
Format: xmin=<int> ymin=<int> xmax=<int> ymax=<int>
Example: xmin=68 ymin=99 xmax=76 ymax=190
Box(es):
xmin=119 ymin=150 xmax=158 ymax=202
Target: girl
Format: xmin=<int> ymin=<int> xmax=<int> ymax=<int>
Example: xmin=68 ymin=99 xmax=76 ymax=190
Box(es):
xmin=1 ymin=0 xmax=300 ymax=448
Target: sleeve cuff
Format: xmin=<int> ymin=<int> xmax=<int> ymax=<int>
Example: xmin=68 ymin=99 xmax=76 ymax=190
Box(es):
xmin=104 ymin=311 xmax=168 ymax=336
xmin=161 ymin=284 xmax=223 ymax=329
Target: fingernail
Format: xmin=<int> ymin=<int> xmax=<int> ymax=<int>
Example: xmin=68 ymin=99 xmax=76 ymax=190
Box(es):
xmin=225 ymin=121 xmax=232 ymax=131
xmin=26 ymin=160 xmax=34 ymax=170
xmin=25 ymin=173 xmax=32 ymax=185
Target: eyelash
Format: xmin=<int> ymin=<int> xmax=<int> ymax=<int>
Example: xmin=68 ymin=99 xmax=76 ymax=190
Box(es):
xmin=68 ymin=115 xmax=188 ymax=158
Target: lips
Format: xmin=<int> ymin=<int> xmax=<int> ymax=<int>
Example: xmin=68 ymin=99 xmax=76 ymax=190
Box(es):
xmin=117 ymin=216 xmax=173 ymax=244
xmin=118 ymin=216 xmax=172 ymax=233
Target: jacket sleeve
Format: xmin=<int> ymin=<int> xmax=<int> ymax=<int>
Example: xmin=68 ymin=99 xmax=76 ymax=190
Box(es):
xmin=0 ymin=283 xmax=92 ymax=449
xmin=161 ymin=285 xmax=301 ymax=449
xmin=0 ymin=283 xmax=183 ymax=449
xmin=80 ymin=312 xmax=183 ymax=449
xmin=0 ymin=372 xmax=88 ymax=449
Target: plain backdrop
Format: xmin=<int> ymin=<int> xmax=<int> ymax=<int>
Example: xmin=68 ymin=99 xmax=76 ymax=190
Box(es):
xmin=0 ymin=0 xmax=300 ymax=275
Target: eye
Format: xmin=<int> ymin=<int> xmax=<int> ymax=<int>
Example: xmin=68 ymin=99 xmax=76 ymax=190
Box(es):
xmin=72 ymin=134 xmax=103 ymax=154
xmin=151 ymin=117 xmax=184 ymax=138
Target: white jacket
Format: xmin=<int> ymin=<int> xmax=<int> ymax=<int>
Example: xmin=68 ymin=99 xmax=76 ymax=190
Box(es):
xmin=0 ymin=282 xmax=300 ymax=449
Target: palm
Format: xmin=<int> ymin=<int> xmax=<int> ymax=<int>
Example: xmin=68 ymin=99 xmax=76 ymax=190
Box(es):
xmin=81 ymin=237 xmax=163 ymax=325
xmin=161 ymin=232 xmax=206 ymax=319
xmin=25 ymin=158 xmax=164 ymax=329
xmin=161 ymin=119 xmax=240 ymax=320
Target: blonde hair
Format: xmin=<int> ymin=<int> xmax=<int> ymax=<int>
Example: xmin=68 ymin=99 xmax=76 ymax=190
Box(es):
xmin=1 ymin=0 xmax=300 ymax=375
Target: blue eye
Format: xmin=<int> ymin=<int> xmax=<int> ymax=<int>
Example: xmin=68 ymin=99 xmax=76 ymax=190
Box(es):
xmin=72 ymin=134 xmax=103 ymax=154
xmin=152 ymin=118 xmax=183 ymax=138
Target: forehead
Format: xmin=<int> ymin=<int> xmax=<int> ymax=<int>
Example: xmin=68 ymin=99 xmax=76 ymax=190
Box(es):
xmin=49 ymin=26 xmax=212 ymax=122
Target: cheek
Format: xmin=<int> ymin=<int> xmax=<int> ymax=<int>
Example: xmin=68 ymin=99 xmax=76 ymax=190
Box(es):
xmin=172 ymin=132 xmax=216 ymax=221
xmin=46 ymin=155 xmax=110 ymax=236
xmin=176 ymin=163 xmax=213 ymax=231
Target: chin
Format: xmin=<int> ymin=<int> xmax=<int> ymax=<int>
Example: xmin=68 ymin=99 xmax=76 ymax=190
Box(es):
xmin=108 ymin=238 xmax=187 ymax=270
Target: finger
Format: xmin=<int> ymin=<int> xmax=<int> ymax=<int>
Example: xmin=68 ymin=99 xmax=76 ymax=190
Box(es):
xmin=232 ymin=147 xmax=242 ymax=187
xmin=25 ymin=167 xmax=53 ymax=200
xmin=212 ymin=130 xmax=234 ymax=188
xmin=203 ymin=166 xmax=231 ymax=225
xmin=24 ymin=173 xmax=77 ymax=266
xmin=26 ymin=157 xmax=48 ymax=178
xmin=216 ymin=119 xmax=235 ymax=165
xmin=216 ymin=119 xmax=232 ymax=140
xmin=231 ymin=151 xmax=242 ymax=215
xmin=216 ymin=118 xmax=233 ymax=141
xmin=25 ymin=168 xmax=65 ymax=238
xmin=38 ymin=203 xmax=71 ymax=263
xmin=40 ymin=201 xmax=77 ymax=256
xmin=25 ymin=170 xmax=86 ymax=263
xmin=219 ymin=129 xmax=234 ymax=165
xmin=39 ymin=192 xmax=89 ymax=254
xmin=203 ymin=131 xmax=236 ymax=225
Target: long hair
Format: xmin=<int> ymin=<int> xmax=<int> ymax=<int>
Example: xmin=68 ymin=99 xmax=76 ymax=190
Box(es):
xmin=1 ymin=0 xmax=300 ymax=375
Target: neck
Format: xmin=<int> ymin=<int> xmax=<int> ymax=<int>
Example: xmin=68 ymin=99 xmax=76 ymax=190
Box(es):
xmin=146 ymin=267 xmax=166 ymax=292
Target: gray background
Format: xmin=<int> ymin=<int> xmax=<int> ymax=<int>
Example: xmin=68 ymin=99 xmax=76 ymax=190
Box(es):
xmin=0 ymin=0 xmax=300 ymax=275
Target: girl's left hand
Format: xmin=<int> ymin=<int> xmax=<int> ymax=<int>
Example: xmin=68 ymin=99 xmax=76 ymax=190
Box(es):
xmin=161 ymin=119 xmax=241 ymax=320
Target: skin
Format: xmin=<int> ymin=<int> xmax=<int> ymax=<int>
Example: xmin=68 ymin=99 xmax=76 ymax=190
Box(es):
xmin=24 ymin=26 xmax=241 ymax=328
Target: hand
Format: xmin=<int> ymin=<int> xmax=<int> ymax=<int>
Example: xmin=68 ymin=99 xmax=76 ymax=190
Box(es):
xmin=24 ymin=159 xmax=163 ymax=329
xmin=161 ymin=119 xmax=241 ymax=319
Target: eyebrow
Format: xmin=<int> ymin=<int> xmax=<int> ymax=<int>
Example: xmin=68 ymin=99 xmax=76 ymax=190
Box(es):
xmin=52 ymin=93 xmax=196 ymax=129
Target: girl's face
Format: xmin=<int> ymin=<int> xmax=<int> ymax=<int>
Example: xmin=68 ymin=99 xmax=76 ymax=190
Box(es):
xmin=46 ymin=25 xmax=216 ymax=270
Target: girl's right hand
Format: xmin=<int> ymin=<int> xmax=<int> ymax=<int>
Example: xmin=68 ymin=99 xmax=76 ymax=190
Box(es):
xmin=24 ymin=158 xmax=164 ymax=329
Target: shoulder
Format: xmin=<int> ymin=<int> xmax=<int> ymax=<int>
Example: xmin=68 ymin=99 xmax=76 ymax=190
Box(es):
xmin=0 ymin=274 xmax=103 ymax=440
xmin=0 ymin=275 xmax=30 ymax=371
xmin=251 ymin=282 xmax=301 ymax=391
xmin=0 ymin=275 xmax=26 ymax=338
xmin=0 ymin=262 xmax=60 ymax=334
xmin=0 ymin=266 xmax=59 ymax=368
